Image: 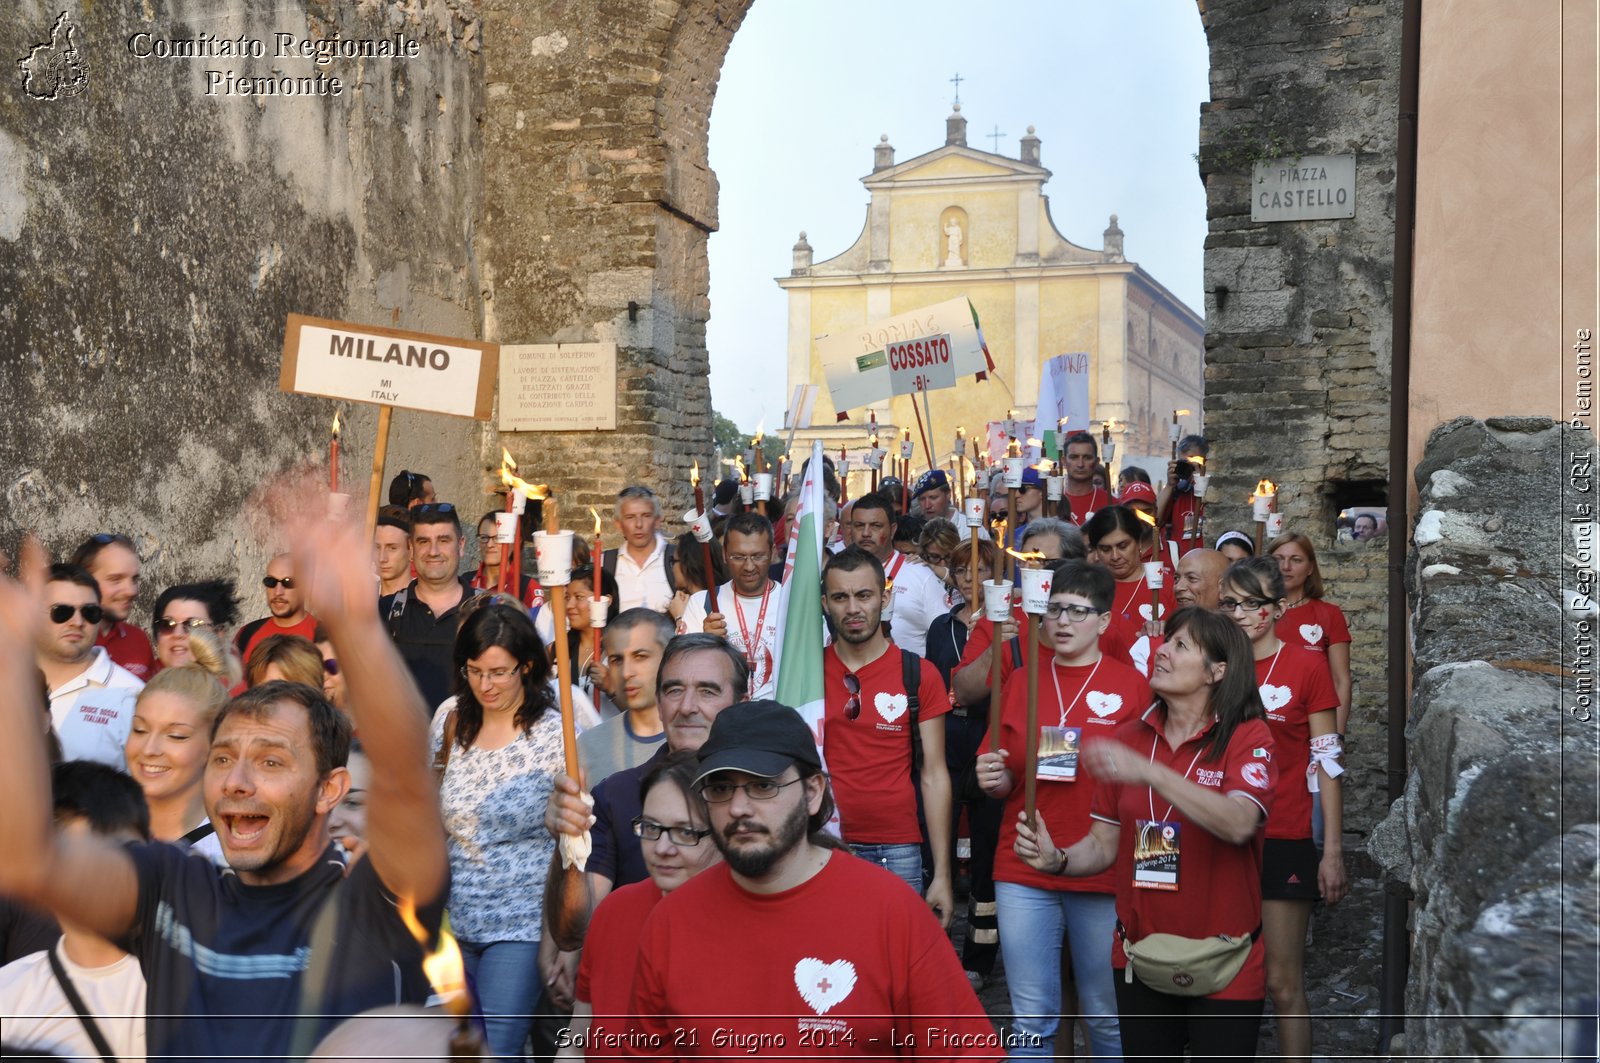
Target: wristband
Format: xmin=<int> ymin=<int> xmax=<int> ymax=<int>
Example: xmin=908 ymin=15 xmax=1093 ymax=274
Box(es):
xmin=1054 ymin=848 xmax=1070 ymax=875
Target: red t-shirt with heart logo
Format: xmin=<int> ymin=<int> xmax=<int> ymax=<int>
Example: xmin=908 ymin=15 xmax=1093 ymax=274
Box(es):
xmin=1107 ymin=578 xmax=1177 ymax=651
xmin=1254 ymin=643 xmax=1339 ymax=839
xmin=823 ymin=645 xmax=950 ymax=845
xmin=1275 ymin=598 xmax=1351 ymax=654
xmin=986 ymin=655 xmax=1151 ymax=893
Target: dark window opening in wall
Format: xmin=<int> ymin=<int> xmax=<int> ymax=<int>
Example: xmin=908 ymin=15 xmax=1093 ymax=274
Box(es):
xmin=1331 ymin=479 xmax=1389 ymax=544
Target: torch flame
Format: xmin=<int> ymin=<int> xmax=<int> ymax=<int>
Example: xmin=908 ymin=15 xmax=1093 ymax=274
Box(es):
xmin=1004 ymin=548 xmax=1048 ymax=565
xmin=752 ymin=418 xmax=765 ymax=447
xmin=1026 ymin=437 xmax=1043 ymax=449
xmin=1031 ymin=460 xmax=1053 ymax=473
xmin=502 ymin=448 xmax=517 ymax=472
xmin=1058 ymin=417 xmax=1068 ymax=430
xmin=1134 ymin=508 xmax=1157 ymax=527
xmin=501 ymin=466 xmax=549 ymax=500
xmin=1254 ymin=479 xmax=1278 ymax=496
xmin=398 ymin=895 xmax=469 ymax=1017
xmin=735 ymin=456 xmax=748 ymax=480
xmin=590 ymin=507 xmax=602 ymax=536
xmin=1190 ymin=455 xmax=1206 ymax=468
xmin=331 ymin=410 xmax=341 ymax=437
xmin=956 ymin=426 xmax=965 ymax=438
xmin=691 ymin=460 xmax=700 ymax=487
xmin=1175 ymin=409 xmax=1192 ymax=418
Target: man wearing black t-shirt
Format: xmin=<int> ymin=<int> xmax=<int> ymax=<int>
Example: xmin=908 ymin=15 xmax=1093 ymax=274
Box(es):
xmin=0 ymin=518 xmax=449 ymax=1063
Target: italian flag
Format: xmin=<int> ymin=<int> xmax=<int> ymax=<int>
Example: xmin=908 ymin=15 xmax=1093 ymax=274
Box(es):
xmin=773 ymin=440 xmax=841 ymax=835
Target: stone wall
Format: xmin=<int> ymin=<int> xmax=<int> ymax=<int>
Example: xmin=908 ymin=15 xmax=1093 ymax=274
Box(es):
xmin=0 ymin=0 xmax=486 ymax=611
xmin=1370 ymin=417 xmax=1598 ymax=1059
xmin=478 ymin=0 xmax=749 ymax=523
xmin=1196 ymin=0 xmax=1401 ymax=832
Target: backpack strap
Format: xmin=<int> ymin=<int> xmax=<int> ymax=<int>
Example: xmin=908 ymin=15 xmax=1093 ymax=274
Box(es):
xmin=601 ymin=548 xmax=618 ymax=579
xmin=901 ymin=649 xmax=923 ymax=779
xmin=385 ymin=587 xmax=410 ymax=629
xmin=47 ymin=944 xmax=119 ymax=1063
xmin=432 ymin=709 xmax=460 ymax=782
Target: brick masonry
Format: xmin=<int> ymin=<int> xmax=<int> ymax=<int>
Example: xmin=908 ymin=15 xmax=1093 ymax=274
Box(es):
xmin=1197 ymin=0 xmax=1401 ymax=833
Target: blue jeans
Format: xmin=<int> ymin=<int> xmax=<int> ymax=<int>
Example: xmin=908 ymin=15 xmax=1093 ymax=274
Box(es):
xmin=849 ymin=842 xmax=923 ymax=896
xmin=458 ymin=938 xmax=541 ymax=1061
xmin=995 ymin=882 xmax=1122 ymax=1060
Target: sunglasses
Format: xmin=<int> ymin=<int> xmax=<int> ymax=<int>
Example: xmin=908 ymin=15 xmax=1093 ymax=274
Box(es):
xmin=323 ymin=658 xmax=340 ymax=677
xmin=88 ymin=532 xmax=133 ymax=548
xmin=49 ymin=603 xmax=104 ymax=624
xmin=415 ymin=503 xmax=456 ymax=515
xmin=155 ymin=617 xmax=211 ymax=634
xmin=262 ymin=576 xmax=296 ymax=589
xmin=842 ymin=672 xmax=861 ymax=720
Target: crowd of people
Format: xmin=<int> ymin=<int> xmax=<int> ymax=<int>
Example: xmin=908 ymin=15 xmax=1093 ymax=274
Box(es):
xmin=0 ymin=434 xmax=1356 ymax=1062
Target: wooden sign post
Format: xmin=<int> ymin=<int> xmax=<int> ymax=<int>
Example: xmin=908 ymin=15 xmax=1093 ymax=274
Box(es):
xmin=280 ymin=313 xmax=498 ymax=532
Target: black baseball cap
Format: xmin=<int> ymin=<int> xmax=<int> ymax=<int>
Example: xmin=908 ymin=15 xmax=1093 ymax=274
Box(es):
xmin=692 ymin=700 xmax=822 ymax=785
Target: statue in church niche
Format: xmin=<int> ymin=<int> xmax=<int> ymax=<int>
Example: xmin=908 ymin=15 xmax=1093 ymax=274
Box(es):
xmin=943 ymin=216 xmax=964 ymax=266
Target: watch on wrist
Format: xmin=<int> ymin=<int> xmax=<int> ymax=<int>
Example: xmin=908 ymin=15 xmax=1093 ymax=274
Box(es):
xmin=1054 ymin=848 xmax=1069 ymax=875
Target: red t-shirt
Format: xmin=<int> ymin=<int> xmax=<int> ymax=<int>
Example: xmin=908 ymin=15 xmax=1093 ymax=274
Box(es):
xmin=98 ymin=621 xmax=155 ymax=681
xmin=823 ymin=645 xmax=949 ymax=845
xmin=1064 ymin=486 xmax=1114 ymax=526
xmin=1107 ymin=578 xmax=1177 ymax=651
xmin=954 ymin=612 xmax=1134 ymax=693
xmin=1165 ymin=493 xmax=1204 ymax=557
xmin=576 ymin=879 xmax=663 ymax=1061
xmin=1091 ymin=711 xmax=1277 ymax=1001
xmin=1276 ymin=599 xmax=1351 ymax=655
xmin=472 ymin=567 xmax=545 ymax=610
xmin=1255 ymin=644 xmax=1339 ymax=840
xmin=237 ymin=614 xmax=321 ymax=665
xmin=627 ymin=852 xmax=999 ymax=1061
xmin=986 ymin=656 xmax=1150 ymax=893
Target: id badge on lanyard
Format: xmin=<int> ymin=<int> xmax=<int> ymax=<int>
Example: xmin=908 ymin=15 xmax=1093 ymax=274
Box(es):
xmin=1037 ymin=726 xmax=1081 ymax=781
xmin=1133 ymin=818 xmax=1181 ymax=890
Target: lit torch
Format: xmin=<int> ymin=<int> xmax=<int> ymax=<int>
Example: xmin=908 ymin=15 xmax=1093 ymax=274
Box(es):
xmin=1171 ymin=409 xmax=1191 ymax=459
xmin=691 ymin=462 xmax=718 ymax=613
xmin=330 ymin=410 xmax=341 ymax=494
xmin=398 ymin=898 xmax=482 ymax=1058
xmin=1251 ymin=479 xmax=1278 ymax=555
xmin=1006 ymin=548 xmax=1050 ymax=826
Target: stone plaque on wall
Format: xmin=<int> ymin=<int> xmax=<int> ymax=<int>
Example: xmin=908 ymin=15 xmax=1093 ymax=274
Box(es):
xmin=1251 ymin=154 xmax=1356 ymax=222
xmin=498 ymin=342 xmax=617 ymax=431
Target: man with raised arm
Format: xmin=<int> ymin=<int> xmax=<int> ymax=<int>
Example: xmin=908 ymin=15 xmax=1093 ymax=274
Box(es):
xmin=0 ymin=511 xmax=449 ymax=1063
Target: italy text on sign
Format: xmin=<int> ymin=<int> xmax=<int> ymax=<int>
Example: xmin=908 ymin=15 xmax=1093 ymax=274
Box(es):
xmin=817 ymin=297 xmax=989 ymax=417
xmin=886 ymin=332 xmax=956 ymax=395
xmin=498 ymin=342 xmax=618 ymax=431
xmin=280 ymin=313 xmax=496 ymax=419
xmin=1251 ymin=155 xmax=1356 ymax=222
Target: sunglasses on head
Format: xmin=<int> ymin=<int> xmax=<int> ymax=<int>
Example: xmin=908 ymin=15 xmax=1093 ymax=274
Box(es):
xmin=415 ymin=503 xmax=456 ymax=515
xmin=155 ymin=617 xmax=211 ymax=634
xmin=88 ymin=532 xmax=133 ymax=548
xmin=49 ymin=603 xmax=104 ymax=624
xmin=842 ymin=672 xmax=861 ymax=720
xmin=262 ymin=576 xmax=296 ymax=589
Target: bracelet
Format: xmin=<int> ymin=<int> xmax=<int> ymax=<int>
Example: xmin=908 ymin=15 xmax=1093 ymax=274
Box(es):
xmin=1054 ymin=848 xmax=1069 ymax=876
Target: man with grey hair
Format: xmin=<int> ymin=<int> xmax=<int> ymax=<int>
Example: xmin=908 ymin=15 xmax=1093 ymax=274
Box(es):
xmin=602 ymin=485 xmax=675 ymax=613
xmin=576 ymin=608 xmax=675 ymax=785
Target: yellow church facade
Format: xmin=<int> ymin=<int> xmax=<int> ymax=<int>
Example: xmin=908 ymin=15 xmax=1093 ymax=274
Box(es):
xmin=777 ymin=108 xmax=1204 ymax=487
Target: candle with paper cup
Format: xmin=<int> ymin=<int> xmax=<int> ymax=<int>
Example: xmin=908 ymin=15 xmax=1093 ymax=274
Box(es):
xmin=1265 ymin=512 xmax=1285 ymax=541
xmin=983 ymin=577 xmax=1014 ymax=749
xmin=753 ymin=472 xmax=773 ymax=502
xmin=1251 ymin=479 xmax=1277 ymax=554
xmin=329 ymin=411 xmax=341 ymax=494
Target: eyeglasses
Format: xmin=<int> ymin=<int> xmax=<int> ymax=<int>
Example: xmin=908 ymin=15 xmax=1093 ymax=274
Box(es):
xmin=323 ymin=658 xmax=340 ymax=677
xmin=842 ymin=672 xmax=861 ymax=720
xmin=1044 ymin=603 xmax=1104 ymax=623
xmin=1219 ymin=597 xmax=1278 ymax=613
xmin=631 ymin=816 xmax=713 ymax=846
xmin=700 ymin=777 xmax=805 ymax=803
xmin=477 ymin=533 xmax=495 ymax=544
xmin=461 ymin=665 xmax=521 ymax=685
xmin=726 ymin=554 xmax=769 ymax=566
xmin=415 ymin=503 xmax=457 ymax=515
xmin=262 ymin=576 xmax=297 ymax=589
xmin=48 ymin=603 xmax=104 ymax=624
xmin=155 ymin=617 xmax=211 ymax=635
xmin=923 ymin=552 xmax=949 ymax=567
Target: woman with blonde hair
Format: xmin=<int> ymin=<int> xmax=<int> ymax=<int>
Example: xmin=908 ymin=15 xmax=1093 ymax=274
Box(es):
xmin=125 ymin=626 xmax=234 ymax=864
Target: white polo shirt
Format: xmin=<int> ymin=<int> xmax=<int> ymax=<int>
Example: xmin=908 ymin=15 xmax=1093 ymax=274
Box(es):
xmin=48 ymin=646 xmax=143 ymax=769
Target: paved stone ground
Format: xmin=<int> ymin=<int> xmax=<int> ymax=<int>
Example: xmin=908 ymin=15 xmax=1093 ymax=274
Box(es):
xmin=955 ymin=848 xmax=1388 ymax=1060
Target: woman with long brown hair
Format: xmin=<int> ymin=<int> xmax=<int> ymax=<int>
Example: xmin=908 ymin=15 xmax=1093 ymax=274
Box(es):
xmin=1268 ymin=533 xmax=1352 ymax=737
